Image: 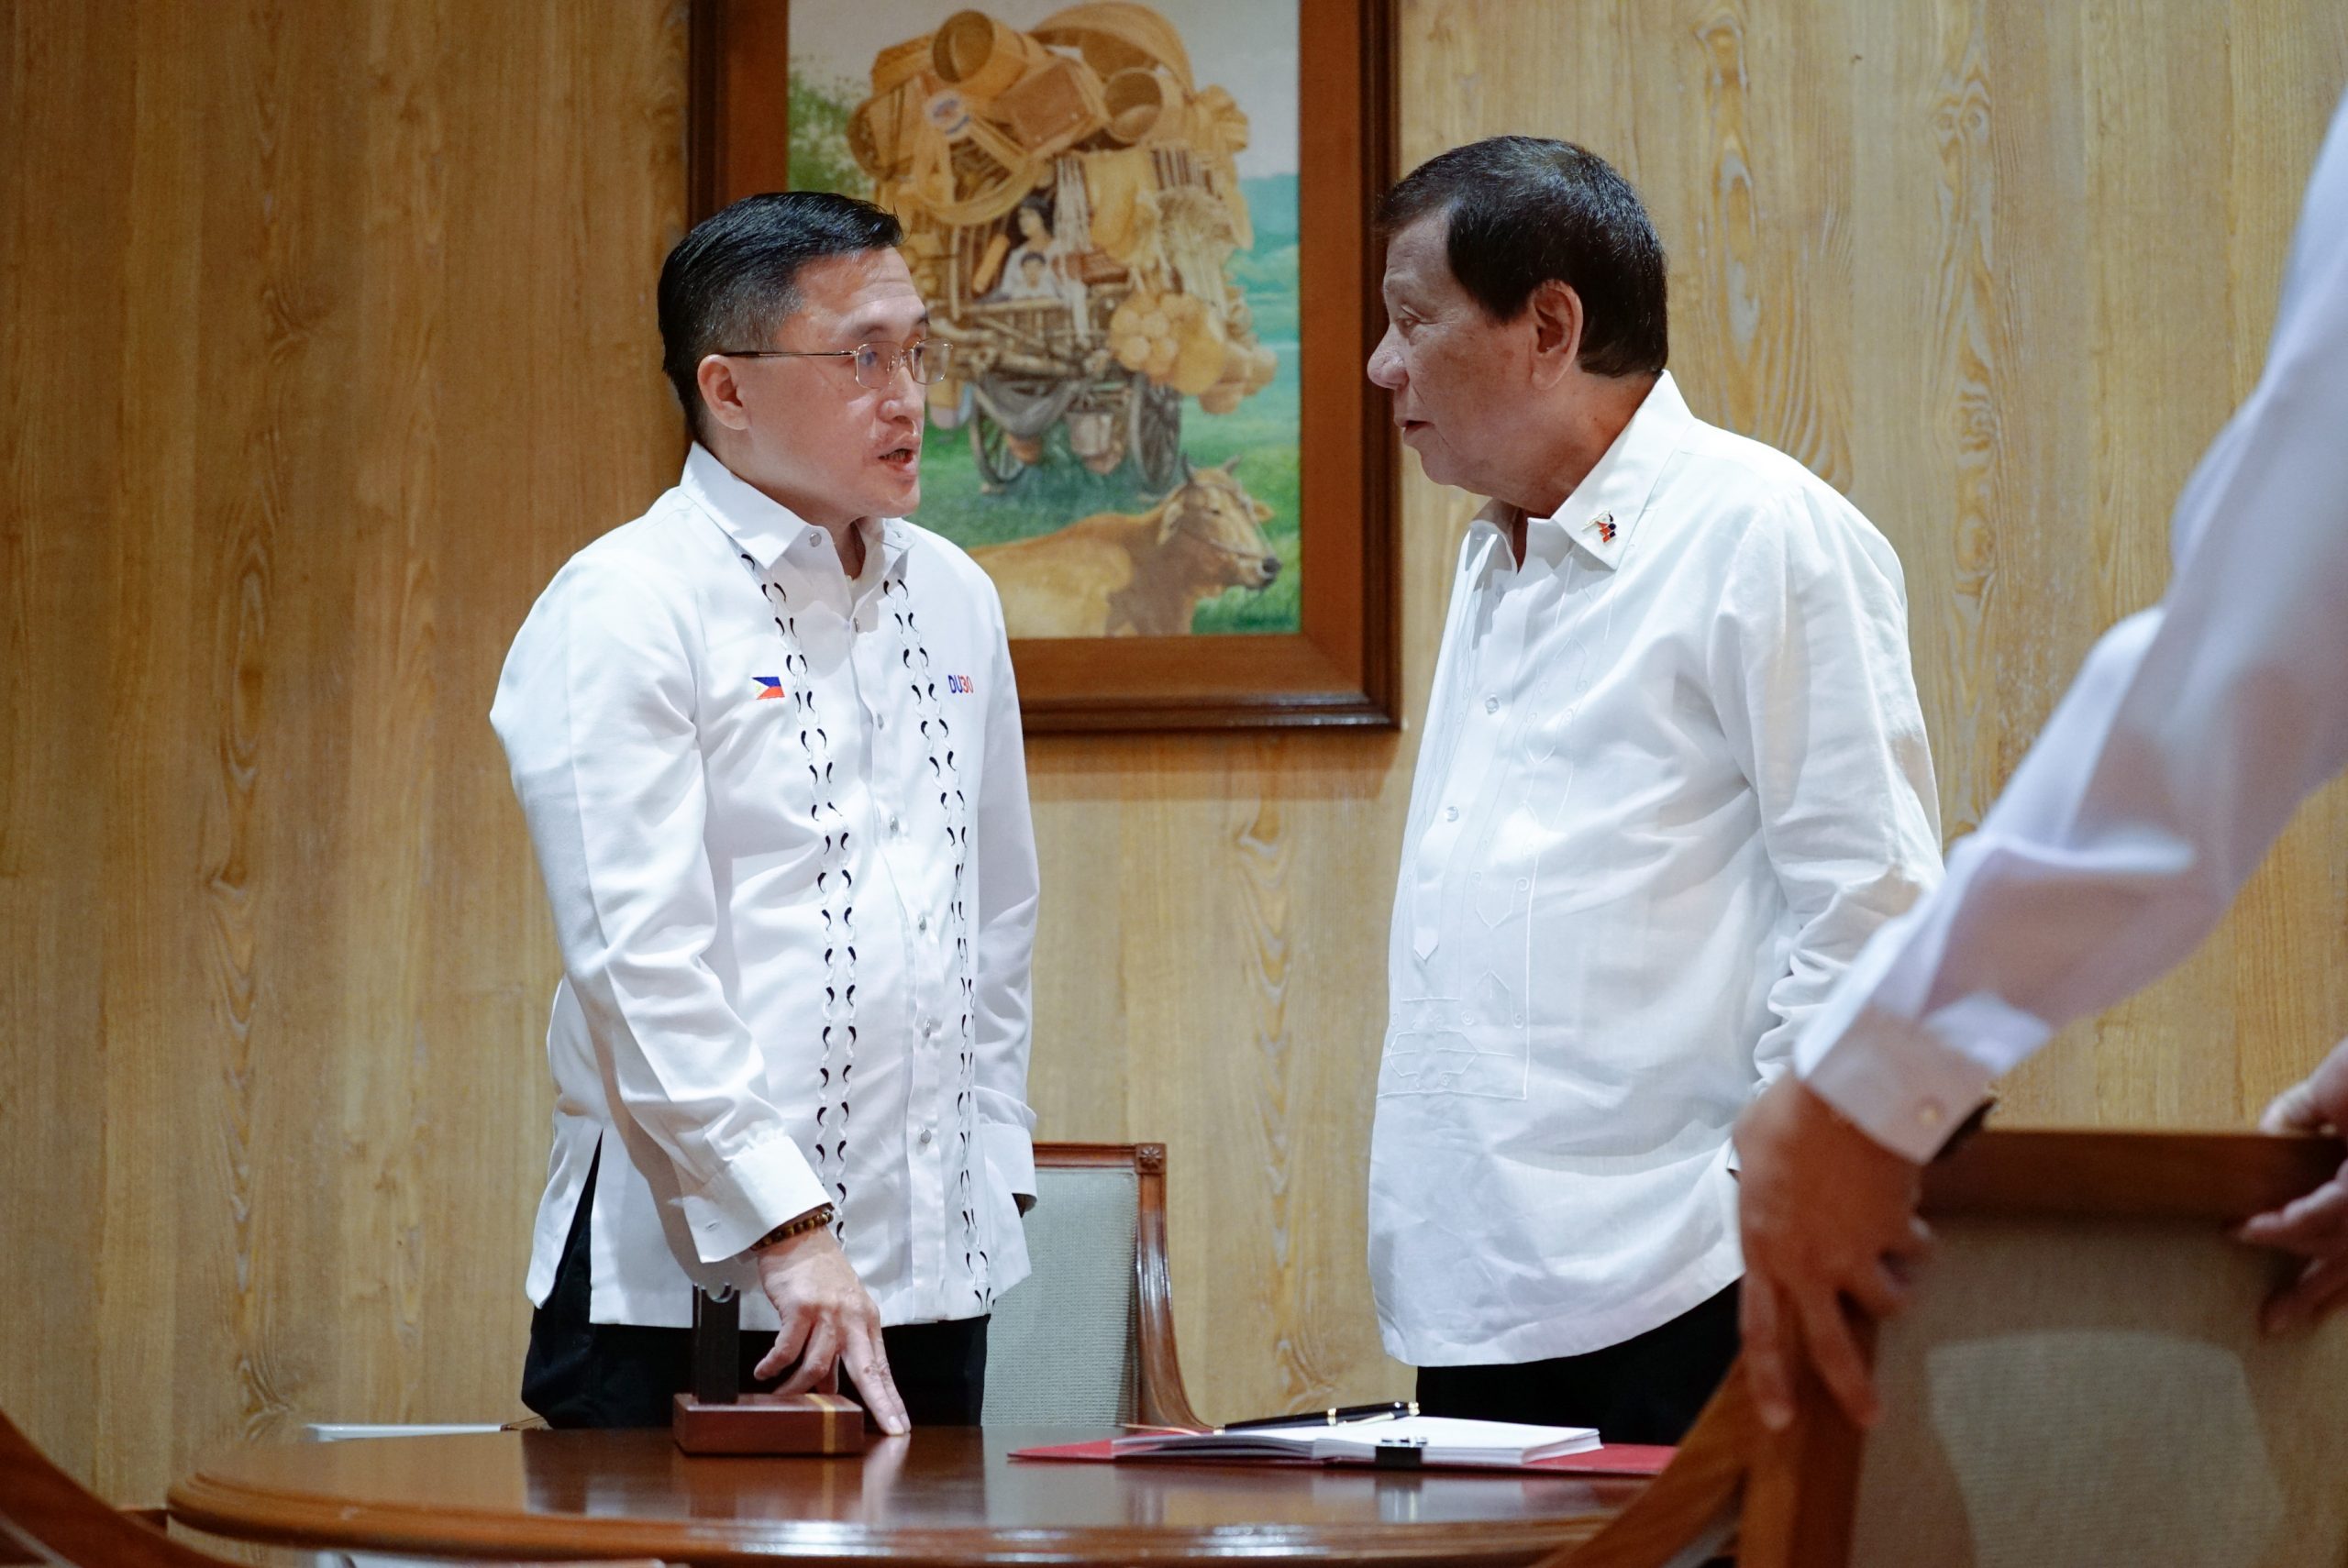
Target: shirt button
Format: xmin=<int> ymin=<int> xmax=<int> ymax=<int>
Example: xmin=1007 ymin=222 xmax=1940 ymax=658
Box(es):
xmin=874 ymin=713 xmax=887 ymax=731
xmin=889 ymin=814 xmax=903 ymax=834
xmin=919 ymin=1127 xmax=934 ymax=1146
xmin=917 ymin=914 xmax=930 ymax=933
xmin=1444 ymin=805 xmax=1459 ymax=823
xmin=1484 ymin=695 xmax=1500 ymax=714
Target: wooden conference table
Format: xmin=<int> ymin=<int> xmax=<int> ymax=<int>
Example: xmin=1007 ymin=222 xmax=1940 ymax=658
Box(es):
xmin=168 ymin=1424 xmax=1645 ymax=1565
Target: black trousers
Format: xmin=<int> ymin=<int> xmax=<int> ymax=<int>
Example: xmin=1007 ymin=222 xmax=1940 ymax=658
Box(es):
xmin=1413 ymin=1283 xmax=1741 ymax=1446
xmin=521 ymin=1149 xmax=989 ymax=1430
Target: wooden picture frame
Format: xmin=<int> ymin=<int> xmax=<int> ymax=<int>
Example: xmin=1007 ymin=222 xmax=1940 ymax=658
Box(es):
xmin=688 ymin=0 xmax=1400 ymax=732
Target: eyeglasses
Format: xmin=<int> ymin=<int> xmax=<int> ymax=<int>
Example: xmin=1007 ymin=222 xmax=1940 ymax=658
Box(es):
xmin=714 ymin=338 xmax=953 ymax=391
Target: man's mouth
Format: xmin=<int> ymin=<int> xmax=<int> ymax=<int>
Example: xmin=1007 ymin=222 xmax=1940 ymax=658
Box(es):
xmin=880 ymin=443 xmax=920 ymax=472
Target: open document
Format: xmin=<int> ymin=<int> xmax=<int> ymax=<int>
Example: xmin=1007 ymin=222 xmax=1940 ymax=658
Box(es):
xmin=1109 ymin=1415 xmax=1602 ymax=1468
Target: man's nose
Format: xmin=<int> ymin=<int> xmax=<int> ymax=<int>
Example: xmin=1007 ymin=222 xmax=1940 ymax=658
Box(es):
xmin=1367 ymin=325 xmax=1405 ymax=390
xmin=878 ymin=362 xmax=922 ymax=414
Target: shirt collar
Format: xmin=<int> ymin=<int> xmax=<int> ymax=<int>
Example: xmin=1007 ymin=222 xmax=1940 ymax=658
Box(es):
xmin=680 ymin=442 xmax=905 ymax=579
xmin=1472 ymin=370 xmax=1696 ymax=572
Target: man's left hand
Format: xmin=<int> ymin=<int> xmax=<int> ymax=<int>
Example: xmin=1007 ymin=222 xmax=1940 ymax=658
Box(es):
xmin=1733 ymin=1077 xmax=1931 ymax=1432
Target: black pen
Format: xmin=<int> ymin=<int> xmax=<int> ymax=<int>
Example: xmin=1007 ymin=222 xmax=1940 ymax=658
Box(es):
xmin=1220 ymin=1401 xmax=1418 ymax=1432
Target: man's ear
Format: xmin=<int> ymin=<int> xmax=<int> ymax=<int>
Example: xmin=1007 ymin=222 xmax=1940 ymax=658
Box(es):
xmin=1525 ymin=279 xmax=1584 ymax=390
xmin=694 ymin=354 xmax=753 ymax=434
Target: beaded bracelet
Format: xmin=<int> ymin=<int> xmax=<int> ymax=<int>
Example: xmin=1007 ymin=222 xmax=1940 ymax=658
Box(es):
xmin=749 ymin=1202 xmax=836 ymax=1253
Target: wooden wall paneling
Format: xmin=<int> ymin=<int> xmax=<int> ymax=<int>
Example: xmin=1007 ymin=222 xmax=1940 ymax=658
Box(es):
xmin=0 ymin=0 xmax=692 ymax=1507
xmin=340 ymin=0 xmax=449 ymax=1440
xmin=1857 ymin=0 xmax=2110 ymax=1124
xmin=2055 ymin=0 xmax=2236 ymax=1130
xmin=1122 ymin=758 xmax=1255 ymax=1419
xmin=94 ymin=0 xmax=210 ymax=1502
xmin=1020 ymin=745 xmax=1130 ymax=1144
xmin=1676 ymin=0 xmax=1857 ymax=492
xmin=1842 ymin=0 xmax=2007 ymax=850
xmin=2 ymin=0 xmax=136 ymax=1496
xmin=2009 ymin=5 xmax=2348 ymax=1129
xmin=409 ymin=0 xmax=691 ymax=1448
xmin=196 ymin=0 xmax=371 ymax=1477
xmin=1213 ymin=753 xmax=1328 ymax=1415
xmin=1254 ymin=740 xmax=1412 ymax=1409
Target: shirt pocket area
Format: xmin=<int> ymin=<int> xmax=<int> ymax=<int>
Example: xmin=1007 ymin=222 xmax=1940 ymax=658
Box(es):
xmin=1377 ymin=985 xmax=1531 ymax=1101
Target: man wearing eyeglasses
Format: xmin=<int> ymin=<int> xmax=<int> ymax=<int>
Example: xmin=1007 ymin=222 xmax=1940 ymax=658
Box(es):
xmin=492 ymin=191 xmax=1040 ymax=1433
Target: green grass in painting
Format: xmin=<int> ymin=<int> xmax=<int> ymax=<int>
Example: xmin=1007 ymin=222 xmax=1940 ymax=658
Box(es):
xmin=912 ymin=342 xmax=1301 ymax=634
xmin=788 ymin=70 xmax=870 ymax=200
xmin=1228 ymin=243 xmax=1300 ymax=341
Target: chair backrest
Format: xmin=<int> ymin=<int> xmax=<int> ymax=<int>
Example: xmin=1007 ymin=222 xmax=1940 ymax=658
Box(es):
xmin=1842 ymin=1131 xmax=2348 ymax=1568
xmin=1552 ymin=1128 xmax=2348 ymax=1568
xmin=980 ymin=1142 xmax=1202 ymax=1430
xmin=0 ymin=1408 xmax=235 ymax=1568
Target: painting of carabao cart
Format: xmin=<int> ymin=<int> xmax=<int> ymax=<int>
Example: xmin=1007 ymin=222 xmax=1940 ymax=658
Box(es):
xmin=789 ymin=1 xmax=1302 ymax=637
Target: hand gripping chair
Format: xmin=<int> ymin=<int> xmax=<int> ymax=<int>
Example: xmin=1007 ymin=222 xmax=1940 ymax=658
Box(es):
xmin=1545 ymin=1128 xmax=2348 ymax=1568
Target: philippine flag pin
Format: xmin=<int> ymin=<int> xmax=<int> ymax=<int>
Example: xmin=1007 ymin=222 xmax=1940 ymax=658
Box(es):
xmin=753 ymin=676 xmax=787 ymax=701
xmin=1588 ymin=512 xmax=1617 ymax=545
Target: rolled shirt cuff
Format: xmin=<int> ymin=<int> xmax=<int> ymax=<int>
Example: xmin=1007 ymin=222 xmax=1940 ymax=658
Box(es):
xmin=1798 ymin=1003 xmax=2008 ymax=1165
xmin=980 ymin=1119 xmax=1036 ymax=1200
xmin=678 ymin=1128 xmax=830 ymax=1264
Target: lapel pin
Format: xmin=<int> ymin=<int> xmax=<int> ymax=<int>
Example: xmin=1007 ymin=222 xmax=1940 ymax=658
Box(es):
xmin=1588 ymin=512 xmax=1617 ymax=545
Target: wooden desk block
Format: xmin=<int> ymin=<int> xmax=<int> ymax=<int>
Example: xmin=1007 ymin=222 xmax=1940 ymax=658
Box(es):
xmin=670 ymin=1392 xmax=869 ymax=1456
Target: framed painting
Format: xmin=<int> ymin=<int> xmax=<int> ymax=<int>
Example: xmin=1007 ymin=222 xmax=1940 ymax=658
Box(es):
xmin=690 ymin=0 xmax=1399 ymax=731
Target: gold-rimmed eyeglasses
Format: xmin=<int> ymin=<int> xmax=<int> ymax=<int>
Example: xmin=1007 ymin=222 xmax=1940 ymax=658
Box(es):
xmin=714 ymin=338 xmax=952 ymax=391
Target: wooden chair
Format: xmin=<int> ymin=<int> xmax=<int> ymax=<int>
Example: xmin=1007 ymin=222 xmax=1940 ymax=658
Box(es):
xmin=0 ymin=1405 xmax=237 ymax=1568
xmin=980 ymin=1141 xmax=1204 ymax=1430
xmin=2 ymin=1408 xmax=678 ymax=1568
xmin=1547 ymin=1128 xmax=2348 ymax=1568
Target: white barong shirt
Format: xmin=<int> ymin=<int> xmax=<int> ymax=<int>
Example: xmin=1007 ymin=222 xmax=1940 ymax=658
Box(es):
xmin=1371 ymin=372 xmax=1944 ymax=1366
xmin=493 ymin=444 xmax=1039 ymax=1331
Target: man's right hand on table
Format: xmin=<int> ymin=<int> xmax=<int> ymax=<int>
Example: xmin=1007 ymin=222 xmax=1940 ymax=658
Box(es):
xmin=750 ymin=1222 xmax=911 ymax=1434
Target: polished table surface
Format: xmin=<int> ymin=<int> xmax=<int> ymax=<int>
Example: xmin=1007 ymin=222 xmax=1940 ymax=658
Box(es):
xmin=168 ymin=1425 xmax=1644 ymax=1564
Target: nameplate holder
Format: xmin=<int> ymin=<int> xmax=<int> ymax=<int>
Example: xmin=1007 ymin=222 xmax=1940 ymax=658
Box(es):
xmin=671 ymin=1286 xmax=869 ymax=1456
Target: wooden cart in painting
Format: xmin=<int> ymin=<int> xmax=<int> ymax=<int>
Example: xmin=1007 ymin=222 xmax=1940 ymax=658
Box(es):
xmin=846 ymin=5 xmax=1280 ymax=491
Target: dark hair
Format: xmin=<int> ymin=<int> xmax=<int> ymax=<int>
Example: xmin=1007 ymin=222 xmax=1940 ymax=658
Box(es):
xmin=657 ymin=190 xmax=904 ymax=443
xmin=1378 ymin=137 xmax=1667 ymax=377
